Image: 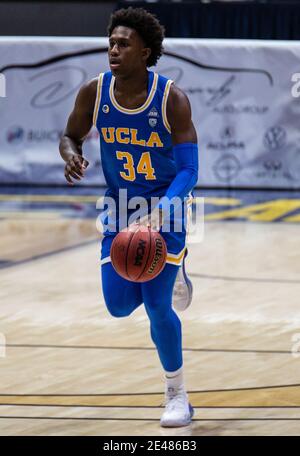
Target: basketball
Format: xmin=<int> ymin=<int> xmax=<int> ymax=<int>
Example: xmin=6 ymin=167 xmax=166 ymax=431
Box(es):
xmin=110 ymin=224 xmax=167 ymax=282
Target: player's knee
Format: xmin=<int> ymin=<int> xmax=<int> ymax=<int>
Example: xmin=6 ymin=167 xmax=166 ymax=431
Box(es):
xmin=145 ymin=297 xmax=172 ymax=321
xmin=104 ymin=296 xmax=132 ymax=318
xmin=106 ymin=303 xmax=131 ymax=318
xmin=107 ymin=307 xmax=130 ymax=318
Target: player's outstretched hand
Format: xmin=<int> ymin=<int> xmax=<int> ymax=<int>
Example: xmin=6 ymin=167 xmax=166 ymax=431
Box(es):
xmin=64 ymin=154 xmax=89 ymax=185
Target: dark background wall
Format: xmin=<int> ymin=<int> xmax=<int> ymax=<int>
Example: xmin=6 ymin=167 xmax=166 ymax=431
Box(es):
xmin=0 ymin=1 xmax=116 ymax=36
xmin=118 ymin=1 xmax=300 ymax=40
xmin=0 ymin=1 xmax=299 ymax=39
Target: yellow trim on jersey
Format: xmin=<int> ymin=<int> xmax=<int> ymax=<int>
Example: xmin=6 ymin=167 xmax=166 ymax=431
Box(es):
xmin=109 ymin=73 xmax=158 ymax=114
xmin=101 ymin=247 xmax=187 ymax=267
xmin=162 ymin=79 xmax=173 ymax=133
xmin=93 ymin=73 xmax=104 ymax=126
xmin=166 ymin=247 xmax=187 ymax=265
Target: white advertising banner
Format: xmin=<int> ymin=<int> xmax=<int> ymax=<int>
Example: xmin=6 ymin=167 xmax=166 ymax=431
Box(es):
xmin=0 ymin=37 xmax=300 ymax=188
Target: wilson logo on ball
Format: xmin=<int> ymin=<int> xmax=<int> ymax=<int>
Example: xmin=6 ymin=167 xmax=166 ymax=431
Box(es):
xmin=134 ymin=239 xmax=147 ymax=266
xmin=148 ymin=239 xmax=163 ymax=274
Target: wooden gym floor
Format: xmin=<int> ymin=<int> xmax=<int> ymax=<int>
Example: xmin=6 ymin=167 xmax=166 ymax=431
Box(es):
xmin=0 ymin=187 xmax=300 ymax=436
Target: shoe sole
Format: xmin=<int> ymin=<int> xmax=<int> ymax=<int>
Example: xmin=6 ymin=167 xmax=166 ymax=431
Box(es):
xmin=181 ymin=250 xmax=193 ymax=310
xmin=173 ymin=249 xmax=193 ymax=312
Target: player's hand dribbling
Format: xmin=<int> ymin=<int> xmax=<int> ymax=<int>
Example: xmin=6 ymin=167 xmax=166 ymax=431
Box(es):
xmin=136 ymin=207 xmax=164 ymax=232
xmin=64 ymin=153 xmax=89 ymax=185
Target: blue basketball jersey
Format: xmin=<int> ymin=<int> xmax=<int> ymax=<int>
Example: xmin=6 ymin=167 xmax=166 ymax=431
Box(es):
xmin=93 ymin=70 xmax=176 ymax=199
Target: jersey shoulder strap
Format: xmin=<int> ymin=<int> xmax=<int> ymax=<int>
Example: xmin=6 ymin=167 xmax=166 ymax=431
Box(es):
xmin=155 ymin=73 xmax=174 ymax=134
xmin=92 ymin=72 xmax=112 ymax=127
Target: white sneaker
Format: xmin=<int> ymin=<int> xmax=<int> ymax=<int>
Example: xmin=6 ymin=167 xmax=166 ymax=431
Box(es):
xmin=160 ymin=386 xmax=194 ymax=428
xmin=172 ymin=249 xmax=193 ymax=312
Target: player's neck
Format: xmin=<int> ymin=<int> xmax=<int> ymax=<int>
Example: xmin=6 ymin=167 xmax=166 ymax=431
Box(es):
xmin=114 ymin=68 xmax=149 ymax=97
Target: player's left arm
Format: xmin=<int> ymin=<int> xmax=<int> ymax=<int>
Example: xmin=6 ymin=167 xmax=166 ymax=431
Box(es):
xmin=168 ymin=84 xmax=198 ymax=146
xmin=139 ymin=85 xmax=199 ymax=230
xmin=154 ymin=85 xmax=199 ymax=223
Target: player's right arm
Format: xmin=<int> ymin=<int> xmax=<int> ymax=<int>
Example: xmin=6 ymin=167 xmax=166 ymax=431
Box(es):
xmin=59 ymin=79 xmax=98 ymax=185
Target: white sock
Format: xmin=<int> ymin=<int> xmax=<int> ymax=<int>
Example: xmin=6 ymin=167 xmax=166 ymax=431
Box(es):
xmin=164 ymin=366 xmax=185 ymax=392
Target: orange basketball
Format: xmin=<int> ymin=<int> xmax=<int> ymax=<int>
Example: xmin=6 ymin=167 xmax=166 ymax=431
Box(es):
xmin=110 ymin=224 xmax=167 ymax=282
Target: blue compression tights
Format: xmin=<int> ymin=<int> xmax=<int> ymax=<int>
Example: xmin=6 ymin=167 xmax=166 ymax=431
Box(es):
xmin=101 ymin=262 xmax=182 ymax=372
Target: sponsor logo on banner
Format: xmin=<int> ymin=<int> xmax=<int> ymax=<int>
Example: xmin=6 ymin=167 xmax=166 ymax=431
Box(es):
xmin=6 ymin=127 xmax=99 ymax=144
xmin=255 ymin=126 xmax=291 ymax=181
xmin=27 ymin=129 xmax=63 ymax=142
xmin=205 ymin=76 xmax=235 ymax=107
xmin=263 ymin=161 xmax=282 ymax=172
xmin=6 ymin=127 xmax=63 ymax=143
xmin=213 ymin=154 xmax=241 ymax=181
xmin=184 ymin=74 xmax=269 ymax=115
xmin=255 ymin=160 xmax=285 ymax=180
xmin=185 ymin=74 xmax=271 ymax=115
xmin=221 ymin=126 xmax=235 ymax=140
xmin=6 ymin=126 xmax=25 ymax=144
xmin=207 ymin=126 xmax=245 ymax=152
xmin=264 ymin=126 xmax=287 ymax=150
xmin=213 ymin=105 xmax=268 ymax=115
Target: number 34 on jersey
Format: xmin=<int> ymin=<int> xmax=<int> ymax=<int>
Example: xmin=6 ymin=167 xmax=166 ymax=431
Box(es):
xmin=116 ymin=151 xmax=156 ymax=182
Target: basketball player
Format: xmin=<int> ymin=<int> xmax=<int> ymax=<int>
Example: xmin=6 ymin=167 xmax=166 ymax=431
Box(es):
xmin=59 ymin=7 xmax=198 ymax=427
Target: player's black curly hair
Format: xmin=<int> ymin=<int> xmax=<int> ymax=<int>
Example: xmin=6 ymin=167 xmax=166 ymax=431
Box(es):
xmin=107 ymin=7 xmax=165 ymax=67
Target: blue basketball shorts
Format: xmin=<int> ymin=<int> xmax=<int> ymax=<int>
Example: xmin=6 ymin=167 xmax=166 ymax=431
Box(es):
xmin=99 ymin=194 xmax=193 ymax=268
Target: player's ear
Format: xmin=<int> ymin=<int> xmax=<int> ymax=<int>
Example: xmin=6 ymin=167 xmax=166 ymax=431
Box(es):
xmin=142 ymin=47 xmax=151 ymax=63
